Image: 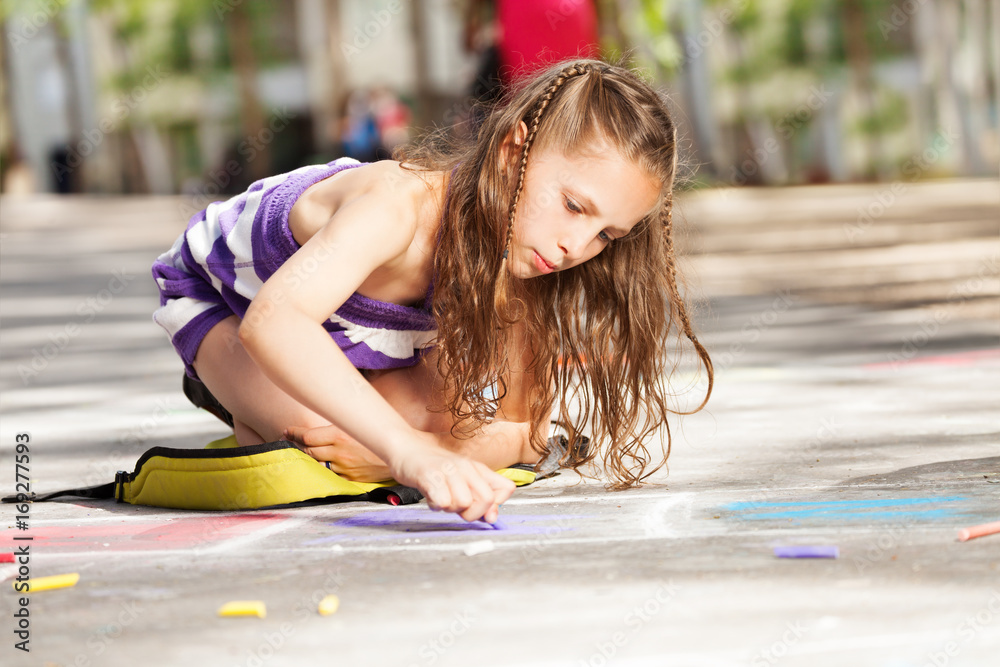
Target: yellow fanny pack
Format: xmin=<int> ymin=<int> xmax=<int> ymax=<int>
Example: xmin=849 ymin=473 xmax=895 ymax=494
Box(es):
xmin=3 ymin=435 xmax=539 ymax=511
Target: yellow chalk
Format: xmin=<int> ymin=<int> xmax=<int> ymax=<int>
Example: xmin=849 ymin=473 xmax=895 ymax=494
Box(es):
xmin=217 ymin=601 xmax=266 ymax=618
xmin=317 ymin=594 xmax=340 ymax=616
xmin=14 ymin=572 xmax=80 ymax=593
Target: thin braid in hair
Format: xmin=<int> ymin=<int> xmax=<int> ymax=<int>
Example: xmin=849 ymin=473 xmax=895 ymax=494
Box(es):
xmin=661 ymin=204 xmax=714 ymax=414
xmin=500 ymin=62 xmax=596 ymax=261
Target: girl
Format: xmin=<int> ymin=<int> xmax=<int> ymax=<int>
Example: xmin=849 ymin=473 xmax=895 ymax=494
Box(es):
xmin=151 ymin=58 xmax=713 ymax=524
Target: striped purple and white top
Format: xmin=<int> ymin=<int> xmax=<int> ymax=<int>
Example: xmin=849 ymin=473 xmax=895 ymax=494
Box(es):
xmin=151 ymin=158 xmax=438 ymax=381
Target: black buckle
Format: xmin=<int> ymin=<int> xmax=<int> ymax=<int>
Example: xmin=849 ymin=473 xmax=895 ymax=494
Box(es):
xmin=114 ymin=470 xmax=128 ymax=503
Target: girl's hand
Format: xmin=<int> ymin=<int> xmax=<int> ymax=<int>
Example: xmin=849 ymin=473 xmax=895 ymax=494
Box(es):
xmin=284 ymin=425 xmax=392 ymax=482
xmin=285 ymin=427 xmax=516 ymax=522
xmin=391 ymin=432 xmax=516 ymax=524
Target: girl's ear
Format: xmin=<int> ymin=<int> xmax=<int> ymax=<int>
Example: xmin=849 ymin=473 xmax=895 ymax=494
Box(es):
xmin=499 ymin=121 xmax=528 ymax=171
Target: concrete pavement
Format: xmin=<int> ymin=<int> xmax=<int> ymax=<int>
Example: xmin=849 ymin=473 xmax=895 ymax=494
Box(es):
xmin=0 ymin=180 xmax=997 ymax=667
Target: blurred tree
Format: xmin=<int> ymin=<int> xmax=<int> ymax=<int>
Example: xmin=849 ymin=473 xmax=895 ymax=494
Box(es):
xmin=3 ymin=0 xmax=89 ymax=191
xmin=82 ymin=0 xmax=295 ymax=190
xmin=840 ymin=0 xmax=886 ymax=179
xmin=410 ymin=0 xmax=432 ymax=130
xmin=225 ymin=1 xmax=270 ymax=181
xmin=51 ymin=9 xmax=86 ymax=192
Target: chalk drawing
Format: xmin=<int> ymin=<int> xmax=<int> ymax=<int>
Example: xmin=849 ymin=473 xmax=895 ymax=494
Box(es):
xmin=303 ymin=508 xmax=588 ymax=545
xmin=721 ymin=497 xmax=968 ymax=522
xmin=863 ymin=348 xmax=1000 ymax=370
xmin=0 ymin=513 xmax=289 ymax=552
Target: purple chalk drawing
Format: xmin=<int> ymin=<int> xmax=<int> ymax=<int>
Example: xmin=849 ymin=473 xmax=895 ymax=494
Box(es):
xmin=303 ymin=508 xmax=589 ymax=545
xmin=774 ymin=545 xmax=839 ymax=559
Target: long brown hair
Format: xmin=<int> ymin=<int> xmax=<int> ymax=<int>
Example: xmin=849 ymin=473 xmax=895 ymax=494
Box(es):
xmin=395 ymin=58 xmax=713 ymax=489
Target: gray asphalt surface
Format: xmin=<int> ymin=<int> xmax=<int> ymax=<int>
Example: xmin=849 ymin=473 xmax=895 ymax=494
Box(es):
xmin=1 ymin=181 xmax=997 ymax=667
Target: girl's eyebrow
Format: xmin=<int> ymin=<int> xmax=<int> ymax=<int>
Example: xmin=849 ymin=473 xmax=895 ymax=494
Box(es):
xmin=565 ymin=186 xmax=632 ymax=234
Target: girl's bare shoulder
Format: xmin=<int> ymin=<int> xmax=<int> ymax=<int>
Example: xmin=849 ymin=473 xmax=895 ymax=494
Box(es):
xmin=289 ymin=160 xmax=440 ymax=247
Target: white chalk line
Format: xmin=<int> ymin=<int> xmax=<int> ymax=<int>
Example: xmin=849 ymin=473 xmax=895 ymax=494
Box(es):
xmin=6 ymin=478 xmax=986 ymax=525
xmin=17 ymin=519 xmax=942 ymax=561
xmin=8 ymin=483 xmax=966 ymax=562
xmin=196 ymin=516 xmax=309 ymax=555
xmin=6 ymin=483 xmax=975 ymax=562
xmin=21 ymin=532 xmax=672 ymax=560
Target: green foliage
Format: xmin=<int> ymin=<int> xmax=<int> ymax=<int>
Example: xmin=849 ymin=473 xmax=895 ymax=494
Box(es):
xmin=852 ymin=85 xmax=909 ymax=136
xmin=629 ymin=0 xmax=679 ymax=76
xmin=862 ymin=0 xmax=911 ymax=58
xmin=167 ymin=11 xmax=194 ymax=72
xmin=727 ymin=0 xmax=761 ymax=34
xmin=86 ymin=0 xmax=297 ymax=93
xmin=780 ymin=0 xmax=840 ymax=65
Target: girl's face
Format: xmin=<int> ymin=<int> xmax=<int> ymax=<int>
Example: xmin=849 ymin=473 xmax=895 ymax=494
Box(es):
xmin=504 ymin=133 xmax=661 ymax=279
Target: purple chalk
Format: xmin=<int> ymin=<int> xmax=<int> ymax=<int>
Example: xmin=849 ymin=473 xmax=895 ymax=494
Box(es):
xmin=774 ymin=545 xmax=839 ymax=559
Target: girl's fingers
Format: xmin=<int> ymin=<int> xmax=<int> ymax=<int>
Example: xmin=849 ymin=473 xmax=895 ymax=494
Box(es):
xmin=285 ymin=424 xmax=350 ymax=448
xmin=483 ymin=502 xmax=499 ymax=524
xmin=448 ymin=478 xmax=477 ymax=520
xmin=296 ymin=444 xmax=334 ymax=462
xmin=421 ymin=473 xmax=452 ymax=514
xmin=482 ymin=464 xmax=516 ymax=502
xmin=408 ymin=451 xmax=516 ymax=523
xmin=456 ymin=467 xmax=498 ymax=523
xmin=284 ymin=425 xmax=327 ymax=446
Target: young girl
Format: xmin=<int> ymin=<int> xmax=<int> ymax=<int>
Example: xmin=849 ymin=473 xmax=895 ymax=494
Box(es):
xmin=151 ymin=58 xmax=713 ymax=524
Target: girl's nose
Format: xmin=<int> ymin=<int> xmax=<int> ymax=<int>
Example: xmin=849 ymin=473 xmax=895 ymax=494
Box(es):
xmin=559 ymin=232 xmax=589 ymax=261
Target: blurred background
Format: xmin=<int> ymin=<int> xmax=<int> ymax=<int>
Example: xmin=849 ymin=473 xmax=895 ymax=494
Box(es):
xmin=1 ymin=0 xmax=998 ymax=198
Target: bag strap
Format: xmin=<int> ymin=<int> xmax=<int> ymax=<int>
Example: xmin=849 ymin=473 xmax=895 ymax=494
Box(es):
xmin=2 ymin=482 xmax=116 ymax=504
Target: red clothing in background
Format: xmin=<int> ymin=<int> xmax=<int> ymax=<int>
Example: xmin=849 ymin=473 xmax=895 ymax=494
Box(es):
xmin=496 ymin=0 xmax=600 ymax=86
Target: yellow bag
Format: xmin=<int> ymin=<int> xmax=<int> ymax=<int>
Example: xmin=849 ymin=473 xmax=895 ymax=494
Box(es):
xmin=3 ymin=435 xmax=537 ymax=511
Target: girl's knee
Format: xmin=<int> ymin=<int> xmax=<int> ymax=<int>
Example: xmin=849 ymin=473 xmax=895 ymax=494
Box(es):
xmin=233 ymin=419 xmax=265 ymax=447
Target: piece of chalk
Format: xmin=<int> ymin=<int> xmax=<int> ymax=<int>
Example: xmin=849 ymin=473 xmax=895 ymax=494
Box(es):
xmin=774 ymin=545 xmax=839 ymax=559
xmin=0 ymin=553 xmax=14 ymax=563
xmin=317 ymin=594 xmax=340 ymax=616
xmin=217 ymin=601 xmax=266 ymax=618
xmin=14 ymin=572 xmax=80 ymax=592
xmin=957 ymin=520 xmax=1000 ymax=542
xmin=463 ymin=539 xmax=495 ymax=556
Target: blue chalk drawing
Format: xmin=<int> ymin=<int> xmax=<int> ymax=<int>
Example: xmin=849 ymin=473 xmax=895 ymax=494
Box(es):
xmin=721 ymin=496 xmax=968 ymax=522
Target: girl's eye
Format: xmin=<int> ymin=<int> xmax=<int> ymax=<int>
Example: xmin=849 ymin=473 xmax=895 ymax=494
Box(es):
xmin=598 ymin=230 xmax=613 ymax=243
xmin=564 ymin=197 xmax=582 ymax=214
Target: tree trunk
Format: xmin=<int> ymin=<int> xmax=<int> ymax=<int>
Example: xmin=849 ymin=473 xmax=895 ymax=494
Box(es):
xmin=840 ymin=0 xmax=883 ymax=180
xmin=326 ymin=0 xmax=347 ymax=153
xmin=53 ymin=13 xmax=84 ymax=192
xmin=410 ymin=0 xmax=433 ymax=131
xmin=227 ymin=3 xmax=270 ymax=181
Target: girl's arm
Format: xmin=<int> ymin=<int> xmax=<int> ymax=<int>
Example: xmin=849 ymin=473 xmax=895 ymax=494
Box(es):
xmin=239 ymin=189 xmax=514 ymax=522
xmin=285 ymin=319 xmax=546 ymax=480
xmin=286 ymin=419 xmax=538 ymax=482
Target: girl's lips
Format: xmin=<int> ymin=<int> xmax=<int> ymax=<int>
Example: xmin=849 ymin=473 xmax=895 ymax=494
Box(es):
xmin=533 ymin=251 xmax=555 ymax=274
